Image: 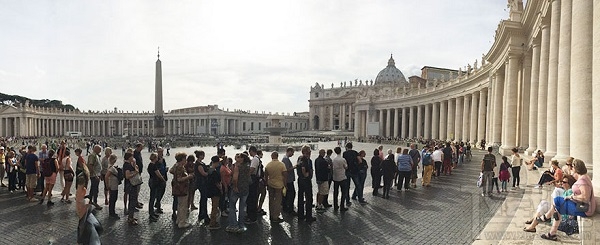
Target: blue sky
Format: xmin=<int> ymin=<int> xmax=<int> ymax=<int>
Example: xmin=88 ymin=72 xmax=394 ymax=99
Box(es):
xmin=0 ymin=0 xmax=508 ymax=114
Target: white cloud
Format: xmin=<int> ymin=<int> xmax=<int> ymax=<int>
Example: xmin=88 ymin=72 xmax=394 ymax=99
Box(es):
xmin=0 ymin=0 xmax=508 ymax=113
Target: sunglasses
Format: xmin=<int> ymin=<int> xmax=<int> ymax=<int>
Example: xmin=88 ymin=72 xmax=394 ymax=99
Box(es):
xmin=562 ymin=181 xmax=569 ymax=184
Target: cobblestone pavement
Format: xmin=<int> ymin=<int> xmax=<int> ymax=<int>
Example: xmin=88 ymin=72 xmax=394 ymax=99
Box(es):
xmin=0 ymin=142 xmax=511 ymax=245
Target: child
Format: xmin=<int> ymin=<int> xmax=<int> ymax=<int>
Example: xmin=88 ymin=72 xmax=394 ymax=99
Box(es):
xmin=499 ymin=156 xmax=511 ymax=192
xmin=492 ymin=156 xmax=500 ymax=194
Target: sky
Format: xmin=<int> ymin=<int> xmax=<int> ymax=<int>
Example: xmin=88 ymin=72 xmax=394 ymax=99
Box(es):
xmin=0 ymin=0 xmax=508 ymax=114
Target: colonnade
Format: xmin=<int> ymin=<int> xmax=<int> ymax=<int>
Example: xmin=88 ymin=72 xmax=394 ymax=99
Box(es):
xmin=355 ymin=89 xmax=487 ymax=144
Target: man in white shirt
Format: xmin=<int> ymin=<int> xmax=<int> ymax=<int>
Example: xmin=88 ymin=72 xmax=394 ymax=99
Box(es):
xmin=431 ymin=146 xmax=443 ymax=177
xmin=331 ymin=147 xmax=348 ymax=211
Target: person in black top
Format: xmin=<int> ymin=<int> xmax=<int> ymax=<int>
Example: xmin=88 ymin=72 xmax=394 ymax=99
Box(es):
xmin=133 ymin=143 xmax=144 ymax=209
xmin=342 ymin=142 xmax=359 ymax=206
xmin=442 ymin=142 xmax=453 ymax=175
xmin=154 ymin=148 xmax=168 ymax=214
xmin=314 ymin=149 xmax=329 ymax=212
xmin=381 ymin=152 xmax=397 ymax=199
xmin=408 ymin=144 xmax=421 ymax=188
xmin=370 ymin=149 xmax=382 ymax=196
xmin=147 ymin=153 xmax=166 ymax=222
xmin=296 ymin=145 xmax=315 ymax=222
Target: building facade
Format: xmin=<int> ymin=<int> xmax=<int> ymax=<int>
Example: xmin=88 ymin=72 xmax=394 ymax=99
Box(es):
xmin=311 ymin=0 xmax=600 ymax=205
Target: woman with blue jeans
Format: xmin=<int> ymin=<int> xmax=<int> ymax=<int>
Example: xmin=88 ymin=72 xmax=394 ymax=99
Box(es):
xmin=226 ymin=153 xmax=251 ymax=233
xmin=540 ymin=159 xmax=596 ymax=241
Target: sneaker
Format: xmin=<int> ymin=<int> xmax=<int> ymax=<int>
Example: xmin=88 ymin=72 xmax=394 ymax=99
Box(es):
xmin=225 ymin=226 xmax=237 ymax=233
xmin=533 ymin=185 xmax=541 ymax=189
xmin=65 ymin=199 xmax=72 ymax=204
xmin=155 ymin=208 xmax=164 ymax=214
xmin=236 ymin=226 xmax=247 ymax=233
xmin=340 ymin=207 xmax=348 ymax=212
xmin=221 ymin=211 xmax=228 ymax=217
xmin=271 ymin=218 xmax=284 ymax=223
xmin=244 ymin=218 xmax=257 ymax=225
xmin=109 ymin=213 xmax=120 ymax=219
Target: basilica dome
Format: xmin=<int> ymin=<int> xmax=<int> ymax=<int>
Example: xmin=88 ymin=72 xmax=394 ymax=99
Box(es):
xmin=375 ymin=55 xmax=407 ymax=85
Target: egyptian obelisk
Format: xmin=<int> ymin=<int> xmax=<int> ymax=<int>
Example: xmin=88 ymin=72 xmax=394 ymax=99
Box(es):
xmin=154 ymin=47 xmax=165 ymax=136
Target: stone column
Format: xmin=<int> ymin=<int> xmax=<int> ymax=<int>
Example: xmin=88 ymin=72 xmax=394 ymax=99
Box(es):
xmin=537 ymin=23 xmax=551 ymax=153
xmin=353 ymin=109 xmax=360 ymax=138
xmin=454 ymin=97 xmax=463 ymax=141
xmin=469 ymin=93 xmax=478 ymax=144
xmin=447 ymin=99 xmax=455 ymax=141
xmin=393 ymin=108 xmax=399 ymax=137
xmin=408 ymin=106 xmax=415 ymax=139
xmin=348 ymin=105 xmax=353 ymax=131
xmin=526 ymin=43 xmax=541 ymax=155
xmin=545 ymin=0 xmax=561 ymax=160
xmin=462 ymin=94 xmax=470 ymax=141
xmin=570 ymin=0 xmax=593 ymax=166
xmin=416 ymin=105 xmax=423 ymax=138
xmin=520 ymin=50 xmax=532 ymax=149
xmin=592 ymin=0 xmax=600 ymax=209
xmin=378 ymin=109 xmax=384 ymax=136
xmin=500 ymin=55 xmax=520 ymax=155
xmin=340 ymin=104 xmax=345 ymax=130
xmin=492 ymin=71 xmax=504 ymax=146
xmin=439 ymin=101 xmax=447 ymax=140
xmin=424 ymin=104 xmax=431 ymax=139
xmin=330 ymin=106 xmax=334 ymax=130
xmin=554 ymin=0 xmax=572 ymax=162
xmin=401 ymin=108 xmax=407 ymax=139
xmin=385 ymin=109 xmax=391 ymax=137
xmin=432 ymin=103 xmax=440 ymax=140
xmin=477 ymin=89 xmax=487 ymax=145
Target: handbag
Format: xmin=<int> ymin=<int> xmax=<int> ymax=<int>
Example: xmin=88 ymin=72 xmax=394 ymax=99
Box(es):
xmin=129 ymin=172 xmax=143 ymax=186
xmin=171 ymin=179 xmax=188 ymax=197
xmin=557 ymin=216 xmax=579 ymax=235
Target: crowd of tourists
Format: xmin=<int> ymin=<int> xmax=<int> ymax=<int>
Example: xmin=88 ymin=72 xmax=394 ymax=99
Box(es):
xmin=477 ymin=146 xmax=596 ymax=241
xmin=9 ymin=137 xmax=595 ymax=243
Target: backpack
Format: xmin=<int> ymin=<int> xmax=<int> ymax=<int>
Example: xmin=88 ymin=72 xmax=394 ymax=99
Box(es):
xmin=42 ymin=158 xmax=55 ymax=177
xmin=113 ymin=167 xmax=124 ymax=185
xmin=422 ymin=153 xmax=432 ymax=166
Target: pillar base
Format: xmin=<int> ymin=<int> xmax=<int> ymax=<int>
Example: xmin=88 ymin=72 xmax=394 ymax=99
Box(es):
xmin=544 ymin=151 xmax=557 ymax=163
xmin=551 ymin=153 xmax=570 ymax=164
xmin=499 ymin=145 xmax=514 ymax=156
xmin=525 ymin=146 xmax=537 ymax=156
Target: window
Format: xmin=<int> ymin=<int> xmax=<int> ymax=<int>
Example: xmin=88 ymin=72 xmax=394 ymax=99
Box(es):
xmin=315 ymin=92 xmax=319 ymax=98
xmin=243 ymin=122 xmax=246 ymax=131
xmin=259 ymin=122 xmax=262 ymax=130
xmin=251 ymin=122 xmax=254 ymax=131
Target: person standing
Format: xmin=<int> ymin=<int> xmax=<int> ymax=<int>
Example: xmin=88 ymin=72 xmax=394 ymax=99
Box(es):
xmin=442 ymin=142 xmax=453 ymax=176
xmin=206 ymin=156 xmax=223 ymax=230
xmin=6 ymin=150 xmax=18 ymax=193
xmin=397 ymin=149 xmax=413 ymax=191
xmin=510 ymin=148 xmax=522 ymax=189
xmin=343 ymin=142 xmax=359 ymax=206
xmin=314 ymin=149 xmax=329 ymax=212
xmin=147 ymin=153 xmax=165 ymax=222
xmin=87 ymin=145 xmax=103 ymax=210
xmin=100 ymin=147 xmax=112 ymax=206
xmin=431 ymin=146 xmax=443 ymax=177
xmin=296 ymin=145 xmax=315 ymax=222
xmin=481 ymin=147 xmax=496 ymax=197
xmin=281 ymin=147 xmax=296 ymax=215
xmin=39 ymin=150 xmax=59 ymax=206
xmin=172 ymin=152 xmax=194 ymax=229
xmin=36 ymin=144 xmax=48 ymax=194
xmin=133 ymin=143 xmax=144 ymax=209
xmin=322 ymin=149 xmax=333 ymax=208
xmin=408 ymin=144 xmax=421 ymax=188
xmin=353 ymin=150 xmax=368 ymax=204
xmin=332 ymin=147 xmax=348 ymax=211
xmin=0 ymin=146 xmax=6 ymax=187
xmin=370 ymin=149 xmax=382 ymax=196
xmin=104 ymin=154 xmax=120 ymax=218
xmin=264 ymin=152 xmax=286 ymax=223
xmin=381 ymin=151 xmax=397 ymax=199
xmin=154 ymin=147 xmax=168 ymax=214
xmin=421 ymin=147 xmax=433 ymax=187
xmin=25 ymin=145 xmax=40 ymax=202
xmin=226 ymin=153 xmax=251 ymax=233
xmin=245 ymin=146 xmax=260 ymax=224
xmin=194 ymin=150 xmax=209 ymax=225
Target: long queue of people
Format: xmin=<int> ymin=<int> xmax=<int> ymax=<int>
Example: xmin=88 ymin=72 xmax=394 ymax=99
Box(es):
xmin=0 ymin=140 xmax=473 ymax=243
